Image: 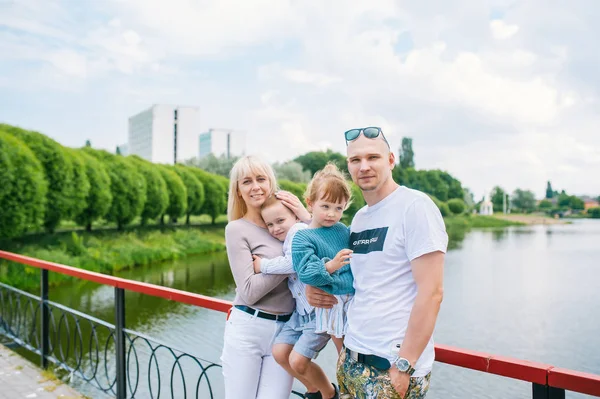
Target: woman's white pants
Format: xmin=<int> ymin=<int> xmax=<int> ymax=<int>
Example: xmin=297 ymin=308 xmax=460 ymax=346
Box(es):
xmin=221 ymin=307 xmax=293 ymax=399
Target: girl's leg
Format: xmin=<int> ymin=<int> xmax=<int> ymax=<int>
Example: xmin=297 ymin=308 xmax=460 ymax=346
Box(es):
xmin=272 ymin=344 xmax=318 ymax=392
xmin=331 ymin=336 xmax=344 ymax=354
xmin=289 ymin=350 xmax=335 ymax=398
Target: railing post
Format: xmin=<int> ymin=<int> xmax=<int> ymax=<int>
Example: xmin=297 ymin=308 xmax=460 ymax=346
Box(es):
xmin=40 ymin=269 xmax=49 ymax=369
xmin=115 ymin=287 xmax=126 ymax=399
xmin=532 ymin=383 xmax=566 ymax=399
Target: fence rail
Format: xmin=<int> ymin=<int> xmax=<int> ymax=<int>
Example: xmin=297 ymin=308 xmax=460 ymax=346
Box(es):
xmin=1 ymin=249 xmax=599 ymax=398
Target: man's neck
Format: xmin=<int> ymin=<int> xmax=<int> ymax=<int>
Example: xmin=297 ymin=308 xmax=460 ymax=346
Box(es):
xmin=362 ymin=179 xmax=399 ymax=207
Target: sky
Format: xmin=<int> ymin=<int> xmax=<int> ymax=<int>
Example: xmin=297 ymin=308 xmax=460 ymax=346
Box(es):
xmin=1 ymin=0 xmax=599 ymax=200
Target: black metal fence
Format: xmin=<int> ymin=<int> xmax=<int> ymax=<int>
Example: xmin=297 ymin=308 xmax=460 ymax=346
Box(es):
xmin=0 ymin=275 xmax=302 ymax=398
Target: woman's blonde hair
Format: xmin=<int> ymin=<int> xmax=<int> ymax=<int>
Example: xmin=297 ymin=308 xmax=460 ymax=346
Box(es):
xmin=227 ymin=155 xmax=278 ymax=221
xmin=304 ymin=163 xmax=352 ymax=209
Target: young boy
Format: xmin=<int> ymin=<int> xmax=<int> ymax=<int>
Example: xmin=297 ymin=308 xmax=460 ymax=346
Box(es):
xmin=253 ymin=196 xmax=337 ymax=399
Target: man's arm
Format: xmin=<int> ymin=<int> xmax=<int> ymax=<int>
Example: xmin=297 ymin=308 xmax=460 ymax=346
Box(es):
xmin=397 ymin=250 xmax=444 ymax=365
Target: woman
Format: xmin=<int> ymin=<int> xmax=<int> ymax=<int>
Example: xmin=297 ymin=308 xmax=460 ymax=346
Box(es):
xmin=221 ymin=155 xmax=311 ymax=399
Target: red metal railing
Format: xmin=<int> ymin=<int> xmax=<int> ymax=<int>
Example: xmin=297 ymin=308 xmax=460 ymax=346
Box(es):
xmin=1 ymin=250 xmax=599 ymax=397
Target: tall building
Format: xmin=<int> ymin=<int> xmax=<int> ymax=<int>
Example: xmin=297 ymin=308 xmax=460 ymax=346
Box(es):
xmin=198 ymin=129 xmax=245 ymax=159
xmin=128 ymin=105 xmax=200 ymax=164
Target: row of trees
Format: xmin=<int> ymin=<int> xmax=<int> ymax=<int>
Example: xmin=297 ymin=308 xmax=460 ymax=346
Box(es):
xmin=488 ymin=183 xmax=593 ymax=215
xmin=187 ymin=137 xmax=469 ymax=216
xmin=0 ymin=124 xmax=229 ymax=239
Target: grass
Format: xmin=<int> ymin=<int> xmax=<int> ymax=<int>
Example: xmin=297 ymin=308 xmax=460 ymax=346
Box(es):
xmin=444 ymin=214 xmax=526 ymax=230
xmin=0 ymin=224 xmax=226 ymax=290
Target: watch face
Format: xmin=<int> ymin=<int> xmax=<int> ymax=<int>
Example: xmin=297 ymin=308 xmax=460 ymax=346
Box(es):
xmin=396 ymin=358 xmax=410 ymax=371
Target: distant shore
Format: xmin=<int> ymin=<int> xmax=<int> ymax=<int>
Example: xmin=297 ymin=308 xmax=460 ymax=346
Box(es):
xmin=491 ymin=213 xmax=569 ymax=225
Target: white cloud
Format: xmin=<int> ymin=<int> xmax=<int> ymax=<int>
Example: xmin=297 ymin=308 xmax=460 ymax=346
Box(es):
xmin=1 ymin=0 xmax=600 ymax=198
xmin=282 ymin=69 xmax=342 ymax=87
xmin=490 ymin=19 xmax=520 ymax=40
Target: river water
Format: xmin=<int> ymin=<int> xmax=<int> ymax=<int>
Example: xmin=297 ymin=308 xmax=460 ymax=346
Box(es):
xmin=49 ymin=219 xmax=600 ymax=398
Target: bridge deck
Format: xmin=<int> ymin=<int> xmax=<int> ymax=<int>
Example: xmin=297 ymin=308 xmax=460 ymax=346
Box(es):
xmin=0 ymin=344 xmax=84 ymax=399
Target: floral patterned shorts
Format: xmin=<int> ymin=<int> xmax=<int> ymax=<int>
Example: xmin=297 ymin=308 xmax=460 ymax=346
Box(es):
xmin=336 ymin=349 xmax=431 ymax=399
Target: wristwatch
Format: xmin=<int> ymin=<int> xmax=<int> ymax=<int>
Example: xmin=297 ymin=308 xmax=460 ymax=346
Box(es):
xmin=393 ymin=357 xmax=415 ymax=376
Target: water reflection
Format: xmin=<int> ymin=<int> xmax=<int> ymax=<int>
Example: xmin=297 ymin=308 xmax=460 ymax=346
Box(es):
xmin=44 ymin=220 xmax=600 ymax=398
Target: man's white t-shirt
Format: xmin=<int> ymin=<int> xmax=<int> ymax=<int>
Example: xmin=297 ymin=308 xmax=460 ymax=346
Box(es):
xmin=344 ymin=186 xmax=448 ymax=377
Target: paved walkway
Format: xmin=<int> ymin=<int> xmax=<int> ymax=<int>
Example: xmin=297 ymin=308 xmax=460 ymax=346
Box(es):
xmin=0 ymin=344 xmax=85 ymax=399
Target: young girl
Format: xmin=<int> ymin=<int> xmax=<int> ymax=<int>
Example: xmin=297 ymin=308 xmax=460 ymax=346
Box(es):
xmin=292 ymin=163 xmax=354 ymax=355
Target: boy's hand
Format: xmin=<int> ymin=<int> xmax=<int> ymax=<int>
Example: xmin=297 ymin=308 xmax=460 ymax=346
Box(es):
xmin=325 ymin=249 xmax=353 ymax=274
xmin=252 ymin=255 xmax=262 ymax=274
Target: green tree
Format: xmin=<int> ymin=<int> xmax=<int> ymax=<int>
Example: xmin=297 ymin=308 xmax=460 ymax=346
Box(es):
xmin=3 ymin=125 xmax=74 ymax=233
xmin=399 ymin=137 xmax=415 ymax=169
xmin=344 ymin=182 xmax=366 ymax=223
xmin=294 ymin=149 xmax=347 ymax=176
xmin=157 ymin=166 xmax=187 ymax=223
xmin=447 ymin=198 xmax=467 ymax=215
xmin=273 ymin=161 xmax=312 ymax=183
xmin=188 ymin=167 xmax=227 ymax=224
xmin=511 ymin=189 xmax=536 ymax=213
xmin=0 ymin=131 xmax=48 ymax=238
xmin=174 ymin=165 xmax=205 ymax=224
xmin=63 ymin=148 xmax=91 ymax=221
xmin=75 ymin=151 xmax=112 ymax=231
xmin=85 ymin=140 xmax=92 ymax=147
xmin=438 ymin=171 xmax=464 ymax=200
xmin=463 ymin=188 xmax=475 ymax=210
xmin=491 ymin=186 xmax=506 ymax=213
xmin=588 ymin=207 xmax=600 ymax=218
xmin=83 ymin=148 xmax=146 ymax=229
xmin=185 ymin=154 xmax=240 ymax=177
xmin=569 ymin=196 xmax=585 ymax=211
xmin=129 ymin=156 xmax=169 ymax=225
xmin=279 ymin=180 xmax=306 ymax=204
xmin=557 ymin=191 xmax=570 ymax=208
xmin=545 ymin=181 xmax=554 ymax=199
xmin=538 ymin=199 xmax=553 ymax=210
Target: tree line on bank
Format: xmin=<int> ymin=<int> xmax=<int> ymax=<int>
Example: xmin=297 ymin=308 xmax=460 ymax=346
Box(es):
xmin=0 ymin=124 xmax=230 ymax=239
xmin=187 ymin=137 xmax=470 ymax=218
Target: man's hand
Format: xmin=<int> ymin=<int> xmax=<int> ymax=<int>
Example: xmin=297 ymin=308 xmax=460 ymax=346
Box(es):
xmin=305 ymin=285 xmax=337 ymax=309
xmin=325 ymin=249 xmax=353 ymax=274
xmin=389 ymin=367 xmax=410 ymax=397
xmin=252 ymin=255 xmax=262 ymax=274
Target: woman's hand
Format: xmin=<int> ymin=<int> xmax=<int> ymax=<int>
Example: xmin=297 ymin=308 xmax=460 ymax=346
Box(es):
xmin=252 ymin=255 xmax=262 ymax=274
xmin=275 ymin=191 xmax=311 ymax=223
xmin=305 ymin=285 xmax=337 ymax=309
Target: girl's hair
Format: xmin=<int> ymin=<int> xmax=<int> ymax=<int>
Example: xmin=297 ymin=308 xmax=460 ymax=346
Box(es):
xmin=304 ymin=163 xmax=352 ymax=208
xmin=227 ymin=155 xmax=278 ymax=221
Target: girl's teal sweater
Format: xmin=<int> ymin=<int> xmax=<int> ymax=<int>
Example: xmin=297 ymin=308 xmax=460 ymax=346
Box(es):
xmin=291 ymin=222 xmax=355 ymax=295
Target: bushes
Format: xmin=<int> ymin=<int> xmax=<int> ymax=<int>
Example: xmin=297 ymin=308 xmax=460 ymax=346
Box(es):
xmin=129 ymin=156 xmax=169 ymax=225
xmin=63 ymin=148 xmax=91 ymax=220
xmin=447 ymin=198 xmax=467 ymax=215
xmin=84 ymin=149 xmax=146 ymax=229
xmin=4 ymin=125 xmax=74 ymax=233
xmin=75 ymin=151 xmax=112 ymax=231
xmin=588 ymin=207 xmax=600 ymax=219
xmin=173 ymin=165 xmax=205 ymax=224
xmin=0 ymin=131 xmax=48 ymax=238
xmin=279 ymin=180 xmax=306 ymax=204
xmin=157 ymin=166 xmax=187 ymax=222
xmin=189 ymin=168 xmax=227 ymax=224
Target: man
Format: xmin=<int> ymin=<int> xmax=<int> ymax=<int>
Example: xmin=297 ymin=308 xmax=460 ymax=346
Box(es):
xmin=306 ymin=127 xmax=447 ymax=398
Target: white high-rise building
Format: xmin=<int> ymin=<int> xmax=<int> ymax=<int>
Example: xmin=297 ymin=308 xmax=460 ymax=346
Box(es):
xmin=128 ymin=105 xmax=200 ymax=164
xmin=198 ymin=129 xmax=246 ymax=159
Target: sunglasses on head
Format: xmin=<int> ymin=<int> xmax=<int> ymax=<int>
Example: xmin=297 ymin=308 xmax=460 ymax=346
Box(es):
xmin=344 ymin=127 xmax=390 ymax=148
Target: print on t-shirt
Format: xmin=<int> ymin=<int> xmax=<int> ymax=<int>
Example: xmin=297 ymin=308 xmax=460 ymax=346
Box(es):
xmin=350 ymin=227 xmax=388 ymax=254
